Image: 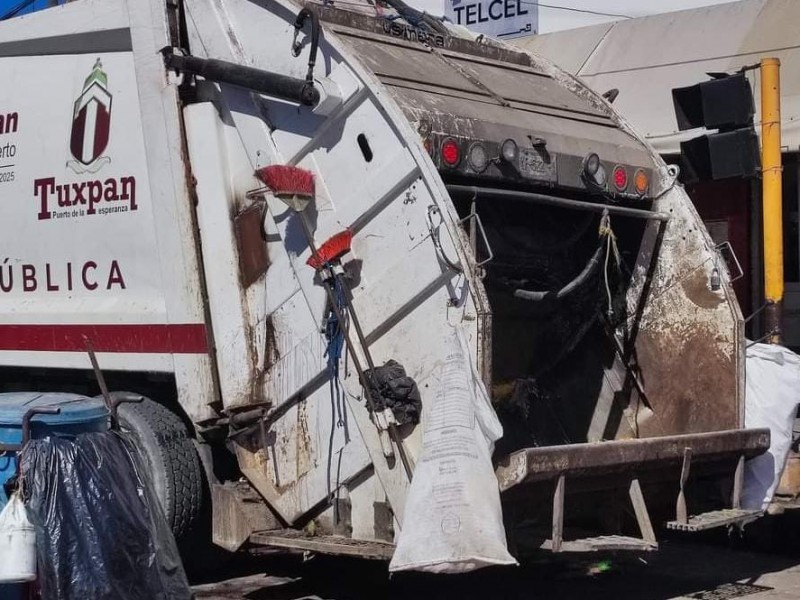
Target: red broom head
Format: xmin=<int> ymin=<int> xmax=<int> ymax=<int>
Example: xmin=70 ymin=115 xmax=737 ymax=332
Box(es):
xmin=255 ymin=165 xmax=315 ymax=198
xmin=307 ymin=229 xmax=354 ymax=270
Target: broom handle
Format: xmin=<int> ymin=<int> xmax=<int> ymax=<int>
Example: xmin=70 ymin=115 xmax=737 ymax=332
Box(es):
xmin=328 ymin=271 xmax=415 ymax=481
xmin=297 ymin=214 xmax=414 ymax=480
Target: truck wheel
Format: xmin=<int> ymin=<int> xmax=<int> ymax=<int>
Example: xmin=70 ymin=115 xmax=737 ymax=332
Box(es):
xmin=117 ymin=396 xmax=204 ymax=541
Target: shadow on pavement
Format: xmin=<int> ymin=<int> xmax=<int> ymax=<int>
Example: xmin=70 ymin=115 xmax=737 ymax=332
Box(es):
xmin=192 ymin=514 xmax=800 ymax=600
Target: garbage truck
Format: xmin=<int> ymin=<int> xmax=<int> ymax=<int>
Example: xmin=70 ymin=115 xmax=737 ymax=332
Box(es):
xmin=0 ymin=0 xmax=771 ymax=567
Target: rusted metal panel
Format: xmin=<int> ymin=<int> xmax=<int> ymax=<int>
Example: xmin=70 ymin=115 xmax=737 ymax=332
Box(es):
xmin=619 ymin=179 xmax=746 ymax=438
xmin=495 ymin=428 xmax=770 ymax=491
xmin=234 ymin=203 xmax=269 ymax=288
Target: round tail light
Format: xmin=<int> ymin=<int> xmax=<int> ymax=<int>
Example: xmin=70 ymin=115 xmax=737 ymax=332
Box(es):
xmin=612 ymin=165 xmax=628 ymax=191
xmin=583 ymin=153 xmax=607 ymax=189
xmin=441 ymin=138 xmax=461 ymax=167
xmin=634 ymin=169 xmax=649 ymax=195
xmin=468 ymin=142 xmax=489 ymax=172
xmin=501 ymin=138 xmax=518 ymax=163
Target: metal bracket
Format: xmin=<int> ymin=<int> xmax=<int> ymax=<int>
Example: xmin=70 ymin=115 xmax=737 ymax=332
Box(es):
xmin=676 ymin=448 xmax=693 ymax=525
xmin=9 ymin=406 xmax=63 ymax=487
xmin=22 ymin=407 xmax=61 ymax=448
xmin=0 ymin=406 xmax=62 ymax=459
xmin=458 ymin=210 xmax=494 ymax=268
xmin=551 ymin=473 xmax=565 ymax=553
xmin=629 ymin=478 xmax=657 ymax=544
xmin=107 ymin=393 xmax=145 ymax=427
xmin=715 ymin=241 xmax=744 ymax=282
xmin=85 ymin=338 xmax=144 ymax=427
xmin=732 ymin=454 xmax=745 ymax=510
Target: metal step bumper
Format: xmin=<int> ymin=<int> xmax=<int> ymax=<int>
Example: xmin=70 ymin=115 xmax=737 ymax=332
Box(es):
xmin=495 ymin=429 xmax=770 ymax=491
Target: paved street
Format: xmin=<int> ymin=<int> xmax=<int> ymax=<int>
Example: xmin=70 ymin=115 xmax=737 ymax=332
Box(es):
xmin=192 ymin=522 xmax=800 ymax=600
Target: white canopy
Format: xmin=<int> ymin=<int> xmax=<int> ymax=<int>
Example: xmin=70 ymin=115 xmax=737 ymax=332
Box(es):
xmin=513 ymin=0 xmax=800 ymax=155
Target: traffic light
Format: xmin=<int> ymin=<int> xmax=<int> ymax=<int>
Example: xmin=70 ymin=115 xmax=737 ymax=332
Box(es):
xmin=672 ymin=73 xmax=760 ymax=182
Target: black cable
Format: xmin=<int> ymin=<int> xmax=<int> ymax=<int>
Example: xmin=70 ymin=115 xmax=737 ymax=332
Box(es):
xmin=292 ymin=7 xmax=321 ymax=84
xmin=526 ymin=2 xmax=633 ymax=19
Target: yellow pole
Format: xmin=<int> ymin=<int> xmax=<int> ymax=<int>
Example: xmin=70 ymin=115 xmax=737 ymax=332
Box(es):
xmin=761 ymin=57 xmax=783 ymax=343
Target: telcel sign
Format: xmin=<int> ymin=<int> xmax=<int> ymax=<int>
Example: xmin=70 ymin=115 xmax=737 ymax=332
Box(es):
xmin=445 ymin=0 xmax=537 ymax=39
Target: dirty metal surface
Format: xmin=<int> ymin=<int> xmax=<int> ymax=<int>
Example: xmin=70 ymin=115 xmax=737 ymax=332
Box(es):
xmin=618 ymin=181 xmax=746 ymax=440
xmin=313 ymin=2 xmax=543 ymax=68
xmin=495 ymin=429 xmax=770 ymax=491
xmin=634 ymin=326 xmax=738 ymax=435
xmin=665 ymin=508 xmax=763 ymax=532
xmin=328 ymin=21 xmax=657 ymax=175
xmin=212 ymin=482 xmax=280 ymax=552
xmin=234 ymin=204 xmax=269 ymax=288
xmin=249 ymin=529 xmax=395 ymax=560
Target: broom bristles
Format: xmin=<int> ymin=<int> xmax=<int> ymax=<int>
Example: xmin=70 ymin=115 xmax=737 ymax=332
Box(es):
xmin=307 ymin=229 xmax=354 ymax=270
xmin=256 ymin=165 xmax=315 ymax=198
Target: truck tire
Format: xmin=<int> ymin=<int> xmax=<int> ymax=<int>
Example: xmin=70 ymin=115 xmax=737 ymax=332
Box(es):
xmin=117 ymin=396 xmax=204 ymax=541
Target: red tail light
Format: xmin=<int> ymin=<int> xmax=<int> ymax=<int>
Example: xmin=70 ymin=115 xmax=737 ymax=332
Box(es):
xmin=612 ymin=165 xmax=628 ymax=191
xmin=441 ymin=138 xmax=461 ymax=167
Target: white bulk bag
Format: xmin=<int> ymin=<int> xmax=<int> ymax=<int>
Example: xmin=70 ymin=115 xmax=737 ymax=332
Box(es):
xmin=389 ymin=327 xmax=517 ymax=573
xmin=742 ymin=342 xmax=800 ymax=510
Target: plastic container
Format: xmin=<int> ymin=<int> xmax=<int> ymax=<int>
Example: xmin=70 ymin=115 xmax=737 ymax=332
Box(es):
xmin=0 ymin=394 xmax=109 ymax=599
xmin=0 ymin=392 xmax=110 ymax=508
xmin=0 ymin=493 xmax=36 ymax=583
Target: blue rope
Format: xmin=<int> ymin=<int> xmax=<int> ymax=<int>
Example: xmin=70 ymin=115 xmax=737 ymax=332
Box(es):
xmin=324 ymin=273 xmax=349 ymax=442
xmin=324 ymin=275 xmax=347 ymax=376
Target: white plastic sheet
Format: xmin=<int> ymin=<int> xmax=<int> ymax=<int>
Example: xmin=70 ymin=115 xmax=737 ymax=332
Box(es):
xmin=389 ymin=327 xmax=517 ymax=573
xmin=742 ymin=342 xmax=800 ymax=510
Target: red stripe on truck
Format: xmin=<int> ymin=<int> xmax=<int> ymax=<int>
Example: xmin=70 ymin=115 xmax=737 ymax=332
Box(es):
xmin=0 ymin=324 xmax=209 ymax=354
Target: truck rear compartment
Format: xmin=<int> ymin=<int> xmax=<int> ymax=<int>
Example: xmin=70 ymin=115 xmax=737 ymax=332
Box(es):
xmin=445 ymin=181 xmax=767 ymax=550
xmin=448 ymin=182 xmax=648 ymax=452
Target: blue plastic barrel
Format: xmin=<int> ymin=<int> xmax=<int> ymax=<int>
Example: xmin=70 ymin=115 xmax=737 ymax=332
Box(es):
xmin=0 ymin=393 xmax=110 ymax=599
xmin=0 ymin=393 xmax=111 ymax=508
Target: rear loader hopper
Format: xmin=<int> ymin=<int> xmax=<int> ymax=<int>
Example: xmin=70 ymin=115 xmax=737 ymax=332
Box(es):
xmin=0 ymin=0 xmax=768 ymax=566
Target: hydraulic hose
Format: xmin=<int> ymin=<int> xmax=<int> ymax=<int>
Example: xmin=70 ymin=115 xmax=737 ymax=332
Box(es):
xmin=513 ymin=242 xmax=604 ymax=302
xmin=292 ymin=7 xmax=321 ymax=85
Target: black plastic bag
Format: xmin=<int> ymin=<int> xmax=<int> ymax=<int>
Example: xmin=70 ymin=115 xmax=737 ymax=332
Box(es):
xmin=20 ymin=431 xmax=191 ymax=600
xmin=364 ymin=359 xmax=422 ymax=425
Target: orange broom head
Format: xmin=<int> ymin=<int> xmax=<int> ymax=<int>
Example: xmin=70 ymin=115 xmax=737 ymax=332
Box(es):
xmin=307 ymin=229 xmax=354 ymax=270
xmin=255 ymin=165 xmax=315 ymax=198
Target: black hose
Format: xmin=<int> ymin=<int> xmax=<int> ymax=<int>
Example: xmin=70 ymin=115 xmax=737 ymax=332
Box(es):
xmin=293 ymin=7 xmax=321 ymax=85
xmin=513 ymin=242 xmax=604 ymax=302
xmin=163 ymin=51 xmax=320 ymax=106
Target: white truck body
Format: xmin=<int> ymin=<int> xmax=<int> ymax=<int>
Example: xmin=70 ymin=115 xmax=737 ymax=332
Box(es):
xmin=0 ymin=0 xmax=770 ymax=563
